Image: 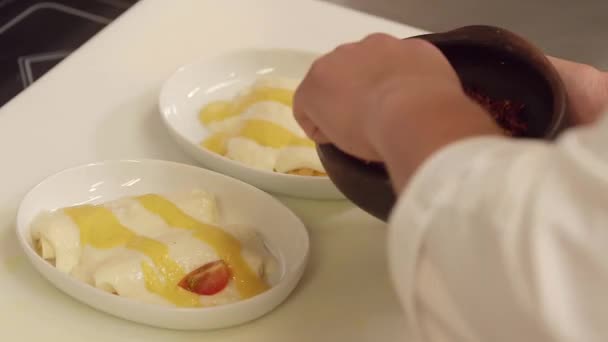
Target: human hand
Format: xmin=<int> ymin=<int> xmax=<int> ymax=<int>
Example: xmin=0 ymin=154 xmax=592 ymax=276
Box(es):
xmin=294 ymin=34 xmax=500 ymax=190
xmin=294 ymin=34 xmax=465 ymax=161
xmin=549 ymin=56 xmax=608 ymax=125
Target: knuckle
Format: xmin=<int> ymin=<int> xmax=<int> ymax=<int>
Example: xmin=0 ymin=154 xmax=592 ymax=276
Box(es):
xmin=308 ymin=57 xmax=329 ymax=79
xmin=333 ymin=42 xmax=356 ymax=54
xmin=403 ymin=38 xmax=439 ymax=53
xmin=363 ymin=32 xmax=396 ymax=44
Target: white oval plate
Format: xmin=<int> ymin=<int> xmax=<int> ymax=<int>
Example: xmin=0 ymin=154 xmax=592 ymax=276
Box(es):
xmin=159 ymin=48 xmax=344 ymax=199
xmin=16 ymin=159 xmax=309 ymax=330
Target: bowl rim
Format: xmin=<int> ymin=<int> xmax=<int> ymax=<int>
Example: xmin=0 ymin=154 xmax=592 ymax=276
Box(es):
xmin=15 ymin=158 xmax=310 ymax=314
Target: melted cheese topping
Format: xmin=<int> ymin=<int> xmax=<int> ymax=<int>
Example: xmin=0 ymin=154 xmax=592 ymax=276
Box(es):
xmin=64 ymin=206 xmax=134 ymax=249
xmin=64 ymin=204 xmax=200 ymax=307
xmin=202 ymin=131 xmax=232 ymax=156
xmin=199 ymin=86 xmax=293 ymax=124
xmin=225 ymin=137 xmax=278 ymax=171
xmin=128 ymin=236 xmax=199 ymax=307
xmin=275 ymin=146 xmax=326 ymax=173
xmin=239 ymin=119 xmax=314 ymax=149
xmin=136 ymin=194 xmax=269 ymax=298
xmin=34 ymin=192 xmax=272 ymax=307
xmin=198 ymin=77 xmax=326 ymax=175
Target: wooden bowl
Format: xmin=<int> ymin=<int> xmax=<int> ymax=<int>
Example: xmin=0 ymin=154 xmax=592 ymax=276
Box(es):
xmin=318 ymin=25 xmax=568 ymax=221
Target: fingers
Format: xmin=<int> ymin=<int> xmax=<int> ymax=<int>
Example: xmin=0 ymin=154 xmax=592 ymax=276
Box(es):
xmin=293 ymin=79 xmax=330 ymax=144
xmin=548 ymin=55 xmax=608 ymax=125
xmin=308 ymin=125 xmax=331 ymax=143
xmin=293 ymin=106 xmax=330 ymax=144
xmin=360 ymin=32 xmax=399 ymax=46
xmin=292 ymin=32 xmax=452 ymax=161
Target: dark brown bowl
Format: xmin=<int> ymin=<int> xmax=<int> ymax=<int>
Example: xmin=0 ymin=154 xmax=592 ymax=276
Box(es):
xmin=318 ymin=25 xmax=568 ymax=221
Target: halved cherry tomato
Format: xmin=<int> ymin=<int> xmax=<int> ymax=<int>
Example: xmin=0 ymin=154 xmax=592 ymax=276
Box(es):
xmin=178 ymin=260 xmax=231 ymax=295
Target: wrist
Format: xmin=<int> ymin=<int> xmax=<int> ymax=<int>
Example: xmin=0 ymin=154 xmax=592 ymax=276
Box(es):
xmin=367 ymin=83 xmax=502 ymax=191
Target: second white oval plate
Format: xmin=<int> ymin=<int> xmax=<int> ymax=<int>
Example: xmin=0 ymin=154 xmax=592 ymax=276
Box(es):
xmin=159 ymin=48 xmax=344 ymax=199
xmin=16 ymin=159 xmax=309 ymax=330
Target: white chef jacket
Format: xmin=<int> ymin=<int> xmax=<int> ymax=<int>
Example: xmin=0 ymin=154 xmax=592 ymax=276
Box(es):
xmin=388 ymin=113 xmax=608 ymax=342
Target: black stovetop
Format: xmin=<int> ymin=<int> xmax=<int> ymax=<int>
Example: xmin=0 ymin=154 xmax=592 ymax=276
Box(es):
xmin=0 ymin=0 xmax=138 ymax=107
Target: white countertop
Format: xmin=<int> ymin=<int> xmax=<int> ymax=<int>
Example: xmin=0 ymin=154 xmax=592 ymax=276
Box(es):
xmin=0 ymin=1 xmax=424 ymax=340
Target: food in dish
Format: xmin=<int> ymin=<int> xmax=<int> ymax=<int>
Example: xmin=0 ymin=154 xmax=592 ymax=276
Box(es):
xmin=30 ymin=190 xmax=279 ymax=307
xmin=199 ymin=77 xmax=326 ymax=176
xmin=464 ymin=86 xmax=528 ymax=136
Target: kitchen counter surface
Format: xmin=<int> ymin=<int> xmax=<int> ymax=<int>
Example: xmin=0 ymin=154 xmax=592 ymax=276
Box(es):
xmin=0 ymin=1 xmax=425 ymax=341
xmin=328 ymin=0 xmax=608 ymax=70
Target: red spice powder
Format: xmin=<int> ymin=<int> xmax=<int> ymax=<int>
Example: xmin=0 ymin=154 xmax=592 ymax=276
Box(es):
xmin=464 ymin=87 xmax=528 ymax=136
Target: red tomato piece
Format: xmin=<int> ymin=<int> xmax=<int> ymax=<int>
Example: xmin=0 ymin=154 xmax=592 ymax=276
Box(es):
xmin=178 ymin=260 xmax=231 ymax=296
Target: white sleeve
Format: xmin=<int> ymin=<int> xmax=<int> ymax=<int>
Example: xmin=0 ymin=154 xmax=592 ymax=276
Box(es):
xmin=387 ymin=114 xmax=608 ymax=342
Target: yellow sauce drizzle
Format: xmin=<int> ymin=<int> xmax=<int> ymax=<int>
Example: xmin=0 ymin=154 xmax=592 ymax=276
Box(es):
xmin=201 ymin=131 xmax=233 ymax=155
xmin=199 ymin=83 xmax=319 ymax=167
xmin=199 ymin=86 xmax=293 ymax=124
xmin=198 ymin=101 xmax=232 ymax=124
xmin=136 ymin=194 xmax=270 ymax=299
xmin=64 ymin=205 xmax=200 ymax=307
xmin=64 ymin=206 xmax=134 ymax=249
xmin=203 ymin=119 xmax=315 ymax=157
xmin=239 ymin=119 xmax=314 ymax=149
xmin=127 ymin=236 xmax=200 ymax=307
